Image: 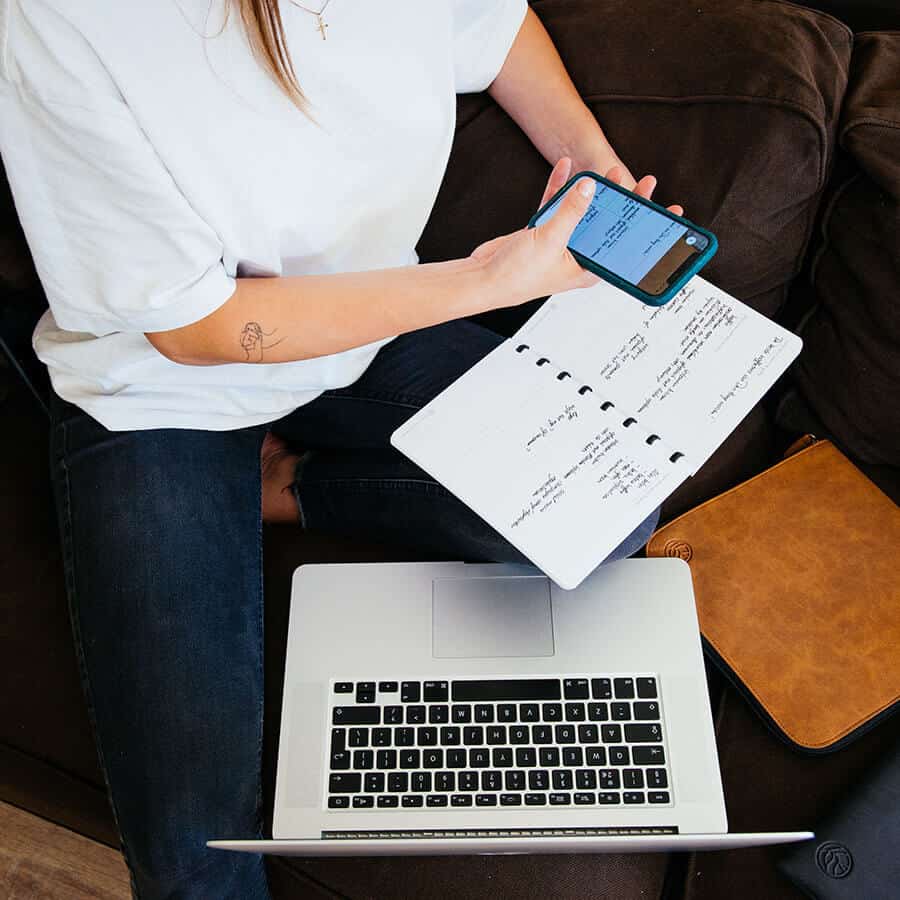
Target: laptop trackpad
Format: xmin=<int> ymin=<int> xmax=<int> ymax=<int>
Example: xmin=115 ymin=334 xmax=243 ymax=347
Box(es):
xmin=432 ymin=576 xmax=554 ymax=658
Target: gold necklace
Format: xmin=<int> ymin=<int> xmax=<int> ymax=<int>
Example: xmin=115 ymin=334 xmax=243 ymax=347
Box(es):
xmin=289 ymin=0 xmax=331 ymax=41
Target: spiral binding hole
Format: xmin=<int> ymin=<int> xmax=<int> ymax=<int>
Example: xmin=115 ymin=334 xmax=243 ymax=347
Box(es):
xmin=645 ymin=434 xmax=661 ymax=445
xmin=515 ymin=344 xmax=529 ymax=353
xmin=578 ymin=385 xmax=593 ymax=395
xmin=622 ymin=417 xmax=637 ymax=428
xmin=556 ymin=371 xmax=571 ymax=380
xmin=600 ymin=401 xmax=615 ymax=411
xmin=669 ymin=452 xmax=685 ymax=463
xmin=536 ymin=358 xmax=550 ymax=367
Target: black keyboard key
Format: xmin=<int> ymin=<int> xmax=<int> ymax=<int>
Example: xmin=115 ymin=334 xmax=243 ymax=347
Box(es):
xmin=384 ymin=706 xmax=404 ymax=725
xmin=585 ymin=746 xmax=607 ymax=766
xmin=633 ymin=746 xmax=666 ymax=765
xmin=331 ymin=728 xmax=346 ymax=754
xmin=423 ymin=749 xmax=443 ymax=769
xmin=611 ymin=702 xmax=631 ymax=721
xmin=509 ymin=725 xmax=529 ymax=745
xmin=475 ymin=705 xmax=494 ymax=723
xmin=588 ymin=703 xmax=609 ymax=722
xmin=649 ymin=791 xmax=670 ymax=804
xmin=624 ymin=791 xmax=645 ymax=804
xmin=379 ymin=681 xmax=399 ymax=693
xmin=388 ymin=772 xmax=408 ymax=792
xmin=406 ymin=705 xmax=426 ymax=724
xmin=576 ymin=769 xmax=597 ymax=789
xmin=624 ymin=724 xmax=664 ymax=743
xmin=452 ymin=679 xmax=561 ymax=702
xmin=599 ymin=769 xmax=621 ymax=790
xmin=440 ymin=726 xmax=461 ymax=746
xmin=452 ymin=704 xmax=472 ymax=723
xmin=348 ymin=728 xmax=369 ymax=748
xmin=648 ymin=768 xmax=668 ymax=788
xmin=528 ymin=770 xmax=550 ymax=791
xmin=333 ymin=706 xmax=379 ymax=726
xmin=353 ymin=750 xmax=374 ymax=770
xmin=376 ymin=749 xmax=397 ymax=770
xmin=411 ymin=772 xmax=432 ymax=792
xmin=498 ymin=704 xmax=517 ymax=722
xmin=486 ymin=726 xmax=507 ymax=745
xmin=516 ymin=748 xmax=537 ymax=767
xmin=400 ymin=749 xmax=419 ymax=769
xmin=492 ymin=748 xmax=513 ymax=767
xmin=542 ymin=703 xmax=563 ymax=722
xmin=555 ymin=724 xmax=576 ymax=744
xmin=372 ymin=728 xmax=391 ymax=747
xmin=334 ymin=682 xmax=353 ymax=694
xmin=601 ymin=724 xmax=622 ymax=743
xmin=329 ymin=773 xmax=361 ymax=793
xmin=417 ymin=727 xmax=438 ymax=746
xmin=591 ymin=678 xmax=612 ymax=699
xmin=451 ymin=794 xmax=473 ymax=807
xmin=427 ymin=794 xmax=449 ymax=807
xmin=459 ymin=772 xmax=479 ymax=791
xmin=357 ymin=681 xmax=375 ymax=693
xmin=500 ymin=794 xmax=522 ymax=806
xmin=521 ymin=703 xmax=539 ymax=722
xmin=423 ymin=681 xmax=448 ymax=702
xmin=634 ymin=701 xmax=661 ymax=720
xmin=532 ymin=725 xmax=552 ymax=744
xmin=525 ymin=793 xmax=547 ymax=805
xmin=436 ymin=771 xmax=455 ymax=792
xmin=613 ymin=678 xmax=635 ymax=699
xmin=637 ymin=677 xmax=658 ymax=699
xmin=578 ymin=724 xmax=599 ymax=744
xmin=563 ymin=678 xmax=589 ymax=699
xmin=563 ymin=747 xmax=583 ymax=767
xmin=598 ymin=792 xmax=620 ymax=804
xmin=395 ymin=728 xmax=414 ymax=747
xmin=447 ymin=749 xmax=467 ymax=768
xmin=481 ymin=770 xmax=502 ymax=791
xmin=356 ymin=683 xmax=375 ymax=704
xmin=549 ymin=793 xmax=571 ymax=805
xmin=574 ymin=792 xmax=595 ymax=805
xmin=539 ymin=748 xmax=560 ymax=768
xmin=377 ymin=795 xmax=399 ymax=808
xmin=328 ymin=796 xmax=350 ymax=808
xmin=505 ymin=770 xmax=526 ymax=791
xmin=624 ymin=769 xmax=644 ymax=789
xmin=401 ymin=682 xmax=421 ymax=703
xmin=330 ymin=750 xmax=350 ymax=770
xmin=365 ymin=773 xmax=385 ymax=793
xmin=565 ymin=702 xmax=586 ymax=721
xmin=476 ymin=794 xmax=497 ymax=806
xmin=402 ymin=795 xmax=424 ymax=807
xmin=429 ymin=705 xmax=449 ymax=724
xmin=552 ymin=770 xmax=573 ymax=790
xmin=469 ymin=748 xmax=489 ymax=767
xmin=463 ymin=726 xmax=484 ymax=745
xmin=609 ymin=746 xmax=630 ymax=766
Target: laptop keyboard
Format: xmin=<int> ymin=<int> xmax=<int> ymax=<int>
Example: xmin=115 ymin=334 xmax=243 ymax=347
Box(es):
xmin=326 ymin=677 xmax=670 ymax=811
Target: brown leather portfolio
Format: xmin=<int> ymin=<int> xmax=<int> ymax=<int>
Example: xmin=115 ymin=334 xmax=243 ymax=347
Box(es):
xmin=647 ymin=438 xmax=900 ymax=752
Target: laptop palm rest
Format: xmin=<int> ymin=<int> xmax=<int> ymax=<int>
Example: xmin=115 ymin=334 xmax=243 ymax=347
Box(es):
xmin=431 ymin=576 xmax=554 ymax=659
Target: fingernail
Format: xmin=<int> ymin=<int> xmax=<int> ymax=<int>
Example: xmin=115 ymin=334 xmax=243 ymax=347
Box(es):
xmin=578 ymin=179 xmax=595 ymax=198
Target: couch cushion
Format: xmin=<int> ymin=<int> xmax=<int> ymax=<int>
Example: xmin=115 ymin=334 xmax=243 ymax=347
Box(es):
xmin=793 ymin=31 xmax=900 ymax=466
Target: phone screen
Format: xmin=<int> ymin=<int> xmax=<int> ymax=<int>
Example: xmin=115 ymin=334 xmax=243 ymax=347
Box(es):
xmin=536 ymin=179 xmax=709 ymax=295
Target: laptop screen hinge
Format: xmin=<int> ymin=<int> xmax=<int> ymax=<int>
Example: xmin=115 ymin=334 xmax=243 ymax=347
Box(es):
xmin=321 ymin=826 xmax=679 ymax=840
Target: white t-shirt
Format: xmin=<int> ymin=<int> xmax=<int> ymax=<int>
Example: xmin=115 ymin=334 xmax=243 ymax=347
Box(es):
xmin=0 ymin=0 xmax=526 ymax=430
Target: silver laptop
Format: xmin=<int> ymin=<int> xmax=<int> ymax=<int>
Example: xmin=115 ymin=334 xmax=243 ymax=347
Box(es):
xmin=210 ymin=558 xmax=811 ymax=856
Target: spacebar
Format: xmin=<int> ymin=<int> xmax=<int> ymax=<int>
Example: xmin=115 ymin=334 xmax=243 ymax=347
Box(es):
xmin=452 ymin=679 xmax=561 ymax=701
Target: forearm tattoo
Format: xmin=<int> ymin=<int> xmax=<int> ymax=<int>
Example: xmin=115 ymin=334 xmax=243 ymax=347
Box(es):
xmin=239 ymin=322 xmax=285 ymax=362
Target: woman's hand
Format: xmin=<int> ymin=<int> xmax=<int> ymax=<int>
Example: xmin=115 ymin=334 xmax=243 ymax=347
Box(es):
xmin=469 ymin=157 xmax=684 ymax=310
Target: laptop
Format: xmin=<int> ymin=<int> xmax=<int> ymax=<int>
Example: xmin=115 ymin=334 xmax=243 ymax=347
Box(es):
xmin=210 ymin=558 xmax=812 ymax=855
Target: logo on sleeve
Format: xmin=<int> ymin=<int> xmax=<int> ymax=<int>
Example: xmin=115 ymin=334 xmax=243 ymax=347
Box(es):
xmin=815 ymin=841 xmax=853 ymax=879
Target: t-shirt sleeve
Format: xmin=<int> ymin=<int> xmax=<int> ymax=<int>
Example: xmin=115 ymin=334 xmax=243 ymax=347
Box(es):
xmin=0 ymin=1 xmax=235 ymax=336
xmin=452 ymin=0 xmax=528 ymax=94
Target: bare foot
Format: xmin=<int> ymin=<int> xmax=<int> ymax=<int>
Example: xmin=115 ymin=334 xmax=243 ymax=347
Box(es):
xmin=261 ymin=432 xmax=302 ymax=524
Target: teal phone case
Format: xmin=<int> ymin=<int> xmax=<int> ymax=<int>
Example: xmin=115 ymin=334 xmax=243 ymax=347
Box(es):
xmin=527 ymin=170 xmax=718 ymax=306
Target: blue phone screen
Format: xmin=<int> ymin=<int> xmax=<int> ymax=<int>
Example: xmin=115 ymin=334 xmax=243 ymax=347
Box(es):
xmin=535 ymin=180 xmax=708 ymax=293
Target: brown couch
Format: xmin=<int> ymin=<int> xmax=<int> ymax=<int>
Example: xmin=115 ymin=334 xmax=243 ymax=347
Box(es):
xmin=2 ymin=1 xmax=899 ymax=897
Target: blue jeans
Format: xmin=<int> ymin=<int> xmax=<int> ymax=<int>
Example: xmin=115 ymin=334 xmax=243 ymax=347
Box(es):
xmin=50 ymin=319 xmax=659 ymax=899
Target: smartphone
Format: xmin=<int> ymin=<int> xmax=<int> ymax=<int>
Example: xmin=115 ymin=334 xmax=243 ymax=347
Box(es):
xmin=528 ymin=170 xmax=717 ymax=306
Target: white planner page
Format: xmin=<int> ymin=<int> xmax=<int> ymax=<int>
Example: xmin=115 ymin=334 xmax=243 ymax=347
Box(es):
xmin=392 ymin=340 xmax=688 ymax=590
xmin=518 ymin=277 xmax=802 ymax=472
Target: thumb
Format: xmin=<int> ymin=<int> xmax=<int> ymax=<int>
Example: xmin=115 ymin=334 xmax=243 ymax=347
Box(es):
xmin=539 ymin=177 xmax=595 ymax=246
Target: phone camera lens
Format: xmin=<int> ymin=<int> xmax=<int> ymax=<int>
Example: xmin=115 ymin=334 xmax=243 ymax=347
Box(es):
xmin=685 ymin=234 xmax=698 ymax=246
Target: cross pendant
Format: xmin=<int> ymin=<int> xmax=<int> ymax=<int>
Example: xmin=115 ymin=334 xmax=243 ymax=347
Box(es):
xmin=315 ymin=14 xmax=328 ymax=40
